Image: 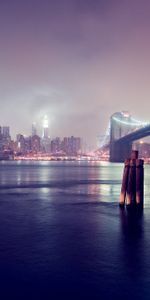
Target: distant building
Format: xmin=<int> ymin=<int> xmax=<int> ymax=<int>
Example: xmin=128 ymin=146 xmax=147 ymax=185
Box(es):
xmin=62 ymin=136 xmax=81 ymax=155
xmin=31 ymin=135 xmax=41 ymax=153
xmin=50 ymin=137 xmax=61 ymax=154
xmin=24 ymin=136 xmax=32 ymax=153
xmin=0 ymin=126 xmax=11 ymax=151
xmin=41 ymin=115 xmax=50 ymax=153
xmin=41 ymin=138 xmax=51 ymax=153
xmin=42 ymin=115 xmax=49 ymax=139
xmin=2 ymin=126 xmax=10 ymax=138
xmin=32 ymin=123 xmax=37 ymax=136
xmin=16 ymin=134 xmax=26 ymax=154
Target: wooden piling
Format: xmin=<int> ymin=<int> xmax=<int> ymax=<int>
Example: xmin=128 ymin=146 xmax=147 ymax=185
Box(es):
xmin=126 ymin=159 xmax=136 ymax=207
xmin=119 ymin=159 xmax=130 ymax=207
xmin=119 ymin=150 xmax=144 ymax=209
xmin=136 ymin=159 xmax=144 ymax=208
xmin=131 ymin=150 xmax=139 ymax=160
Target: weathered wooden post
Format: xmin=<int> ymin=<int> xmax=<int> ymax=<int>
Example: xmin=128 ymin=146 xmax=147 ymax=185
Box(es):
xmin=131 ymin=150 xmax=139 ymax=160
xmin=136 ymin=159 xmax=144 ymax=208
xmin=119 ymin=159 xmax=130 ymax=207
xmin=119 ymin=150 xmax=144 ymax=209
xmin=126 ymin=159 xmax=136 ymax=207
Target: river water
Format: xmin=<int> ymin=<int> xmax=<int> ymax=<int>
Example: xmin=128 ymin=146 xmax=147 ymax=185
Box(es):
xmin=0 ymin=161 xmax=150 ymax=299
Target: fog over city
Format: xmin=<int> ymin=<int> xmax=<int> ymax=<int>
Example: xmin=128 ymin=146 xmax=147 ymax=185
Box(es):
xmin=0 ymin=0 xmax=150 ymax=145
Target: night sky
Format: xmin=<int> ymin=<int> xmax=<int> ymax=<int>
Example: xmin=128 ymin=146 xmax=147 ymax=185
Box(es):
xmin=0 ymin=0 xmax=150 ymax=146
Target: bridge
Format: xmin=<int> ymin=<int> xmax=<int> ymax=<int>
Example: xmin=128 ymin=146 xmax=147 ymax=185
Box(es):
xmin=99 ymin=112 xmax=150 ymax=162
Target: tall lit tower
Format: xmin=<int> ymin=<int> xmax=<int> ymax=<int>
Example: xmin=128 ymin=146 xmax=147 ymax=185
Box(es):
xmin=42 ymin=115 xmax=49 ymax=138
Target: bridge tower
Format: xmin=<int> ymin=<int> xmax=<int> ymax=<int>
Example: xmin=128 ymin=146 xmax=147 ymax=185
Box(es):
xmin=110 ymin=112 xmax=132 ymax=162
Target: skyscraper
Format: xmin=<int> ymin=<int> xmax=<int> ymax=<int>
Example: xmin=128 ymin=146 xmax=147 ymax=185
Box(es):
xmin=32 ymin=123 xmax=37 ymax=136
xmin=42 ymin=115 xmax=49 ymax=139
xmin=2 ymin=126 xmax=11 ymax=147
xmin=16 ymin=134 xmax=26 ymax=153
xmin=2 ymin=126 xmax=10 ymax=138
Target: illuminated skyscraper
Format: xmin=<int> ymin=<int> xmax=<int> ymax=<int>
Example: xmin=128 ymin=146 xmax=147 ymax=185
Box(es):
xmin=42 ymin=115 xmax=49 ymax=139
xmin=16 ymin=134 xmax=26 ymax=153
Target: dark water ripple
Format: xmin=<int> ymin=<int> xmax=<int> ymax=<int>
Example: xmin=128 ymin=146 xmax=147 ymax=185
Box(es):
xmin=0 ymin=179 xmax=121 ymax=190
xmin=0 ymin=161 xmax=150 ymax=299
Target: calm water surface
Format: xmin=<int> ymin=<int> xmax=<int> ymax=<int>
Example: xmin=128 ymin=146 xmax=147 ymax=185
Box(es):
xmin=0 ymin=161 xmax=150 ymax=299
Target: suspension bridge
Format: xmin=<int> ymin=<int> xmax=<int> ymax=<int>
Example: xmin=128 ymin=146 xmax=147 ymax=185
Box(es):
xmin=99 ymin=112 xmax=150 ymax=162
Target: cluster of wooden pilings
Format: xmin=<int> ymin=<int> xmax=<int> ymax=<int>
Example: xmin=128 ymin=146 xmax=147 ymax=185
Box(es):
xmin=119 ymin=150 xmax=144 ymax=209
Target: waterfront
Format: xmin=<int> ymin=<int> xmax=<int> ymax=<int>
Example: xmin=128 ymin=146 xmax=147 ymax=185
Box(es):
xmin=0 ymin=161 xmax=150 ymax=299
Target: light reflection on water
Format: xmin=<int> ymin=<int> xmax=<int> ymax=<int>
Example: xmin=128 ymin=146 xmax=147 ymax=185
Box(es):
xmin=0 ymin=161 xmax=150 ymax=299
xmin=0 ymin=161 xmax=150 ymax=205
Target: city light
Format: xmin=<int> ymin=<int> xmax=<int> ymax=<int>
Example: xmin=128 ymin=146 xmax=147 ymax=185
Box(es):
xmin=0 ymin=112 xmax=150 ymax=162
xmin=43 ymin=115 xmax=49 ymax=128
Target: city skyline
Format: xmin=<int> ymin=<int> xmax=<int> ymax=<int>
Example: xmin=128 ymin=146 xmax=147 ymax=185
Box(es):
xmin=0 ymin=112 xmax=150 ymax=154
xmin=1 ymin=0 xmax=150 ymax=145
xmin=0 ymin=122 xmax=84 ymax=160
xmin=0 ymin=110 xmax=150 ymax=155
xmin=0 ymin=117 xmax=85 ymax=141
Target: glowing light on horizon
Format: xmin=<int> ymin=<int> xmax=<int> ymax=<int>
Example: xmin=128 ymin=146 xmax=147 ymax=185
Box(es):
xmin=43 ymin=115 xmax=49 ymax=128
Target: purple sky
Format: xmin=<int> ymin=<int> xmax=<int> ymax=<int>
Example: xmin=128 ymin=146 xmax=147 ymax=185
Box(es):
xmin=0 ymin=0 xmax=150 ymax=146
